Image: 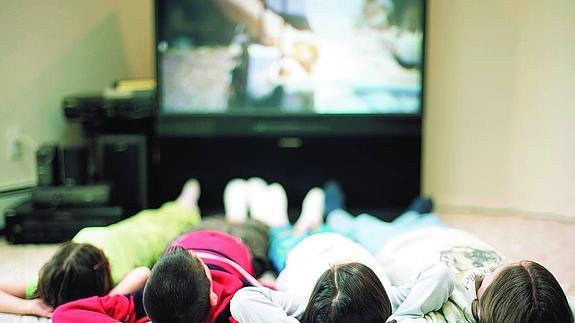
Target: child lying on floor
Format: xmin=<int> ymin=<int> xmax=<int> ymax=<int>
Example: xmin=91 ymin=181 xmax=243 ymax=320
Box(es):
xmin=228 ymin=179 xmax=454 ymax=323
xmin=327 ymin=204 xmax=574 ymax=322
xmin=0 ymin=179 xmax=203 ymax=317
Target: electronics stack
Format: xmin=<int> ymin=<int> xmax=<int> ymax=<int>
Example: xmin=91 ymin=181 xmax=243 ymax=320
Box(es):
xmin=3 ymin=143 xmax=123 ymax=243
xmin=4 ymin=80 xmax=154 ymax=243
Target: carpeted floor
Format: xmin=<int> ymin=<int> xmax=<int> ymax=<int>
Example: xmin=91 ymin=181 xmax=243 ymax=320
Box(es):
xmin=0 ymin=212 xmax=574 ymax=322
xmin=0 ymin=242 xmax=56 ymax=322
xmin=439 ymin=211 xmax=575 ymax=296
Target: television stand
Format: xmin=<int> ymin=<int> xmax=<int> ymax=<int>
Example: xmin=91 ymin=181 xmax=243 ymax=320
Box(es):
xmin=156 ymin=134 xmax=421 ymax=221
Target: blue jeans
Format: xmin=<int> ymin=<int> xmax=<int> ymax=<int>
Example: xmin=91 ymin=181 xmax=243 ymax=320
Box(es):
xmin=326 ymin=209 xmax=443 ymax=255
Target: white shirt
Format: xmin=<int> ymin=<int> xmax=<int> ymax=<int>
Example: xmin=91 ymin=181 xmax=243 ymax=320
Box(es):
xmin=231 ymin=232 xmax=454 ymax=323
xmin=378 ymin=227 xmax=505 ymax=322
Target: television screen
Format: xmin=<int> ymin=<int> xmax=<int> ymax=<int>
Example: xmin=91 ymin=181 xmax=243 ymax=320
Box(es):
xmin=156 ymin=0 xmax=425 ymax=116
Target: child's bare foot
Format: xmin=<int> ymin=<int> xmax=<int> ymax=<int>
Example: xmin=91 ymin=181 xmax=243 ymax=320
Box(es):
xmin=293 ymin=187 xmax=325 ymax=235
xmin=224 ymin=178 xmax=248 ymax=223
xmin=176 ymin=178 xmax=200 ymax=210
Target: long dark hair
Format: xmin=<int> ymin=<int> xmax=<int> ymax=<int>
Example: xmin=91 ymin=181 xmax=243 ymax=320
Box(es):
xmin=477 ymin=260 xmax=573 ymax=323
xmin=301 ymin=262 xmax=392 ymax=323
xmin=37 ymin=242 xmax=112 ymax=308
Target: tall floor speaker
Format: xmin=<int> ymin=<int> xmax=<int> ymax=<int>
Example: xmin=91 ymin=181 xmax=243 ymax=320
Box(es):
xmin=95 ymin=135 xmax=148 ymax=215
xmin=61 ymin=146 xmax=89 ymax=185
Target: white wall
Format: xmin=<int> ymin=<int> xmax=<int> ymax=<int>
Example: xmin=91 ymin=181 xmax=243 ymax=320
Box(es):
xmin=0 ymin=0 xmax=153 ymax=190
xmin=423 ymin=0 xmax=575 ymax=217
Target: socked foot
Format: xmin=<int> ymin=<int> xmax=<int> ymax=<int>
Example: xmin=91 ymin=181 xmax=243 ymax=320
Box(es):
xmin=266 ymin=183 xmax=289 ymax=227
xmin=224 ymin=178 xmax=248 ymax=223
xmin=293 ymin=187 xmax=325 ymax=235
xmin=247 ymin=177 xmax=268 ymax=220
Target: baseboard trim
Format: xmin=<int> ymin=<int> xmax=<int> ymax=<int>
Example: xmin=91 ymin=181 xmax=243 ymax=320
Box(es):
xmin=437 ymin=204 xmax=575 ymax=224
xmin=0 ymin=182 xmax=35 ymax=197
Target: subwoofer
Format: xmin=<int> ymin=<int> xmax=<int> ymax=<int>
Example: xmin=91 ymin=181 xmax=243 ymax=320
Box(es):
xmin=61 ymin=146 xmax=89 ymax=185
xmin=95 ymin=135 xmax=148 ymax=215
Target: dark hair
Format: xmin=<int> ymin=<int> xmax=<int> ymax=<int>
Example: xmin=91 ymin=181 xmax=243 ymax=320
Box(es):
xmin=301 ymin=262 xmax=392 ymax=323
xmin=143 ymin=247 xmax=211 ymax=323
xmin=37 ymin=242 xmax=112 ymax=308
xmin=478 ymin=260 xmax=573 ymax=323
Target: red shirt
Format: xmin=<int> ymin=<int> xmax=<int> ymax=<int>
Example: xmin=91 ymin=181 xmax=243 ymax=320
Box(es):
xmin=169 ymin=230 xmax=255 ymax=322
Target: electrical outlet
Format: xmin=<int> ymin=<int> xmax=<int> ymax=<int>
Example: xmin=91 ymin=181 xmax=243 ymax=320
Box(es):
xmin=6 ymin=126 xmax=23 ymax=161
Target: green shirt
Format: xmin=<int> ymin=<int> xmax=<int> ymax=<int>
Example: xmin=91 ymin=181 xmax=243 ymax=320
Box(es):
xmin=25 ymin=202 xmax=201 ymax=298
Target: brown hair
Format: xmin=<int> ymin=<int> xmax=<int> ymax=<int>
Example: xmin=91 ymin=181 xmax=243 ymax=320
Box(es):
xmin=143 ymin=247 xmax=211 ymax=323
xmin=301 ymin=262 xmax=392 ymax=323
xmin=477 ymin=260 xmax=573 ymax=323
xmin=37 ymin=242 xmax=112 ymax=308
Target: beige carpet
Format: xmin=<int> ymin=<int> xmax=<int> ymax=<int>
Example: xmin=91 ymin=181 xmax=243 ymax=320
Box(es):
xmin=0 ymin=212 xmax=574 ymax=322
xmin=439 ymin=212 xmax=575 ymax=296
xmin=0 ymin=242 xmax=56 ymax=323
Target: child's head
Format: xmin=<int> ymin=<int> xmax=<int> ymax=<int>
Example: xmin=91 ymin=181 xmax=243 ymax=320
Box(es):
xmin=37 ymin=242 xmax=112 ymax=308
xmin=301 ymin=262 xmax=392 ymax=323
xmin=143 ymin=247 xmax=214 ymax=323
xmin=475 ymin=260 xmax=573 ymax=323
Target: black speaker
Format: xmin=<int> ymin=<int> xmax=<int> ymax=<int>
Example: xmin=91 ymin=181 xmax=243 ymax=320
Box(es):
xmin=95 ymin=135 xmax=148 ymax=214
xmin=36 ymin=143 xmax=61 ymax=186
xmin=61 ymin=146 xmax=89 ymax=185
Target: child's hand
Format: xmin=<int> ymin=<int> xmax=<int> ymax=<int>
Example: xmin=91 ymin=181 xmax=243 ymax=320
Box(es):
xmin=25 ymin=298 xmax=53 ymax=317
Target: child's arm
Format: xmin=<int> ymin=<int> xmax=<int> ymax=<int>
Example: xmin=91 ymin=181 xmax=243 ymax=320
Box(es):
xmin=387 ymin=263 xmax=454 ymax=322
xmin=109 ymin=267 xmax=151 ymax=296
xmin=0 ymin=282 xmax=53 ymax=317
xmin=230 ymin=286 xmax=304 ymax=323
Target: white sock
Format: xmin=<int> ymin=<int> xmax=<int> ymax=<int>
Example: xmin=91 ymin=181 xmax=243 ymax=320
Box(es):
xmin=256 ymin=183 xmax=289 ymax=227
xmin=176 ymin=178 xmax=201 ymax=210
xmin=293 ymin=187 xmax=325 ymax=235
xmin=224 ymin=178 xmax=248 ymax=223
xmin=246 ymin=177 xmax=268 ymax=221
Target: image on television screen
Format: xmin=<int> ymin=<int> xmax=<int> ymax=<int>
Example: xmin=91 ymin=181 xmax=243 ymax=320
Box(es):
xmin=157 ymin=0 xmax=425 ymax=115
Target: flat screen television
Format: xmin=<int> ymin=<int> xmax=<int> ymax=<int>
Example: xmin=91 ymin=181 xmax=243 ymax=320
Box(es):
xmin=156 ymin=0 xmax=426 ymax=137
